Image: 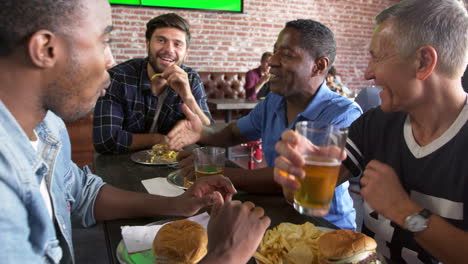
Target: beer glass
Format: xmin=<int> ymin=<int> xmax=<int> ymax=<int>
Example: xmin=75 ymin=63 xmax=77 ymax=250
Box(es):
xmin=293 ymin=121 xmax=348 ymax=216
xmin=193 ymin=147 xmax=225 ymax=179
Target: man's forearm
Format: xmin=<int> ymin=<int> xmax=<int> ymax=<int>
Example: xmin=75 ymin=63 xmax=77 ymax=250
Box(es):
xmin=254 ymin=79 xmax=267 ymax=93
xmin=183 ymin=97 xmax=211 ymax=125
xmin=129 ymin=133 xmax=166 ymax=151
xmin=198 ymin=122 xmax=246 ymax=148
xmin=413 ymin=215 xmax=468 ymax=264
xmin=225 ymin=167 xmax=281 ymax=194
xmin=93 ymin=185 xmax=180 ymax=221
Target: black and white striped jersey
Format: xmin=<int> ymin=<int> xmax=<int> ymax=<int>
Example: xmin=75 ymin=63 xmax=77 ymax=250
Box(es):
xmin=343 ymin=104 xmax=468 ymax=264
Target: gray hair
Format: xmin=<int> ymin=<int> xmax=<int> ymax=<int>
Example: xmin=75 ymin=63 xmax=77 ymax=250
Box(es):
xmin=376 ymin=0 xmax=468 ymax=78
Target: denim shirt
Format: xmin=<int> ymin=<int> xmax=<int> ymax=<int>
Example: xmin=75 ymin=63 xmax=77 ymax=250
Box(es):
xmin=0 ymin=100 xmax=105 ymax=263
xmin=237 ymin=81 xmax=363 ymax=230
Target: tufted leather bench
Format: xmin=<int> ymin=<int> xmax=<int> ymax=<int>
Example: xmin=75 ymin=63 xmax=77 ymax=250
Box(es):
xmin=66 ymin=71 xmax=248 ymax=167
xmin=198 ymin=71 xmax=247 ymax=121
xmin=198 ymin=72 xmax=246 ymax=99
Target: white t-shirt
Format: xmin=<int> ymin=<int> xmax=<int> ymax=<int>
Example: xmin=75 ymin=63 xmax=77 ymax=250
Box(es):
xmin=30 ymin=133 xmax=53 ymax=220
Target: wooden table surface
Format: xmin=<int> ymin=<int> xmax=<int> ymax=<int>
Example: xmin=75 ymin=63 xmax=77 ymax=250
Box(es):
xmin=207 ymin=98 xmax=259 ymax=111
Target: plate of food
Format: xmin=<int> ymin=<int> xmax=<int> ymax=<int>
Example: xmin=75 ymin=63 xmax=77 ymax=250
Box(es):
xmin=131 ymin=144 xmax=179 ymax=166
xmin=117 ymin=218 xmax=208 ymax=264
xmin=254 ymin=222 xmax=381 ymax=264
xmin=116 ymin=241 xmax=155 ymax=264
xmin=253 ymin=222 xmax=334 ymax=264
xmin=166 ymin=170 xmax=193 ymax=190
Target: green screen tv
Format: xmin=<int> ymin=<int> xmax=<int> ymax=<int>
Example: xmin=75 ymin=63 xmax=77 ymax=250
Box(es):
xmin=109 ymin=0 xmax=243 ymax=13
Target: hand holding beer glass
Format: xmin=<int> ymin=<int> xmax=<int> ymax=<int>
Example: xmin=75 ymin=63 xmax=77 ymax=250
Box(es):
xmin=193 ymin=147 xmax=225 ymax=179
xmin=293 ymin=121 xmax=348 ymax=216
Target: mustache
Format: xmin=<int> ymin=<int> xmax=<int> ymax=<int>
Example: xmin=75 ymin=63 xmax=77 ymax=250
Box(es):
xmin=157 ymin=52 xmax=178 ymax=61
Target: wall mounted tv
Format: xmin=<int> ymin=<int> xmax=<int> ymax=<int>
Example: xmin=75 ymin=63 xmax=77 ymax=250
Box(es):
xmin=109 ymin=0 xmax=243 ymax=13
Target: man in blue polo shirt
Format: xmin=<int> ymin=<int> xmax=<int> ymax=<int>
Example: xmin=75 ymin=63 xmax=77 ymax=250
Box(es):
xmin=168 ymin=19 xmax=362 ymax=230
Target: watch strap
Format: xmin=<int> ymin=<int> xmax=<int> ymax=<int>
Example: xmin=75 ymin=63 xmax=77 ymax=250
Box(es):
xmin=419 ymin=208 xmax=432 ymax=219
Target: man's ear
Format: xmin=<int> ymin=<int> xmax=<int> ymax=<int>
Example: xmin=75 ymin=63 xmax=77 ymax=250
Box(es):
xmin=312 ymin=57 xmax=329 ymax=76
xmin=28 ymin=30 xmax=57 ymax=68
xmin=415 ymin=45 xmax=437 ymax=80
xmin=145 ymin=39 xmax=150 ymax=50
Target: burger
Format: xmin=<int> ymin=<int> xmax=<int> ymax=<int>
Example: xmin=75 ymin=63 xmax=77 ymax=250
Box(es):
xmin=318 ymin=229 xmax=380 ymax=264
xmin=152 ymin=219 xmax=208 ymax=264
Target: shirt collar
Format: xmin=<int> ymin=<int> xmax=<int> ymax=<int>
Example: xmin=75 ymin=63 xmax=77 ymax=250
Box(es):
xmin=272 ymin=81 xmax=334 ymax=129
xmin=299 ymin=81 xmax=334 ymax=121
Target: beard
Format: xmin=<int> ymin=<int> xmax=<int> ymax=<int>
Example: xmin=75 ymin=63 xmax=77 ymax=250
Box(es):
xmin=44 ymin=50 xmax=102 ymax=122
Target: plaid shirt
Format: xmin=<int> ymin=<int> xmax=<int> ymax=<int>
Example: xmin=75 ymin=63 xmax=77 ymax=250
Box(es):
xmin=93 ymin=58 xmax=212 ymax=154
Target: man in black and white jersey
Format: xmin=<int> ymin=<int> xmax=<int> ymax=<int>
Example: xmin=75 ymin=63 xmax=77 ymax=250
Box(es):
xmin=273 ymin=0 xmax=468 ymax=263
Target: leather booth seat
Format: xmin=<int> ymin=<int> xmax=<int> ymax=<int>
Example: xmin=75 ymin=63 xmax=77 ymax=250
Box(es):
xmin=198 ymin=71 xmax=247 ymax=121
xmin=198 ymin=72 xmax=246 ymax=99
xmin=66 ymin=71 xmax=248 ymax=167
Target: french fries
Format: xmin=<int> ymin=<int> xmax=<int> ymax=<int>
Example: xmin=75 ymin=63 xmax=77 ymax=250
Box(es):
xmin=254 ymin=222 xmax=326 ymax=264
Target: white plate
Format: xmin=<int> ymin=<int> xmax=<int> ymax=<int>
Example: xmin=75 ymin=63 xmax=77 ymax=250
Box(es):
xmin=166 ymin=170 xmax=191 ymax=190
xmin=116 ymin=219 xmax=175 ymax=264
xmin=130 ymin=149 xmax=178 ymax=166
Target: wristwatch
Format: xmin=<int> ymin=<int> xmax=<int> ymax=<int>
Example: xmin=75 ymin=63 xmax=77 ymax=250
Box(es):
xmin=404 ymin=209 xmax=432 ymax=233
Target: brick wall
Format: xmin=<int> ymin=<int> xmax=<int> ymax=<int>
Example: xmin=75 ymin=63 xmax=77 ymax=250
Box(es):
xmin=110 ymin=0 xmax=399 ymax=91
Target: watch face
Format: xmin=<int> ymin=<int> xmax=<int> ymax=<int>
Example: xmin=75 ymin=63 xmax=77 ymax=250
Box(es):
xmin=406 ymin=214 xmax=428 ymax=232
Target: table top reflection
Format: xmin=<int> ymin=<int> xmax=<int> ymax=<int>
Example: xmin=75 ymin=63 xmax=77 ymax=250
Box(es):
xmin=93 ymin=152 xmax=336 ymax=264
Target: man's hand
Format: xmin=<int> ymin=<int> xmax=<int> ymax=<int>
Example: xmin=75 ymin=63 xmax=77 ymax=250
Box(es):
xmin=161 ymin=65 xmax=191 ymax=99
xmin=273 ymin=129 xmax=346 ymax=190
xmin=273 ymin=130 xmax=313 ymax=190
xmin=360 ymin=160 xmax=419 ymax=225
xmin=167 ymin=104 xmax=203 ymax=151
xmin=177 ymin=148 xmax=195 ymax=181
xmin=174 ymin=175 xmax=237 ymax=217
xmin=202 ymin=200 xmax=271 ymax=264
xmin=260 ymin=72 xmax=271 ymax=84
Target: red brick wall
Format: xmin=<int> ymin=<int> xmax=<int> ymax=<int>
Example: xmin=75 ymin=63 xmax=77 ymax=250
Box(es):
xmin=110 ymin=0 xmax=399 ymax=91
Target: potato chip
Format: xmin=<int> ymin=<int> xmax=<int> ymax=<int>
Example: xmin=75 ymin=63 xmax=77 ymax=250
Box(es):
xmin=254 ymin=222 xmax=326 ymax=264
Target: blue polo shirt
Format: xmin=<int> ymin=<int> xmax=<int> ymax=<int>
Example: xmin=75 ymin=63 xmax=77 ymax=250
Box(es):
xmin=237 ymin=81 xmax=362 ymax=230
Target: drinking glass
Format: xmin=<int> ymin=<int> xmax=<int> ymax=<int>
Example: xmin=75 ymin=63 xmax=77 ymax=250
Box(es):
xmin=193 ymin=147 xmax=225 ymax=179
xmin=293 ymin=121 xmax=348 ymax=216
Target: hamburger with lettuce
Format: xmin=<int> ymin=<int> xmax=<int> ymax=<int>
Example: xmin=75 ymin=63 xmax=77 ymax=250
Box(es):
xmin=318 ymin=229 xmax=380 ymax=264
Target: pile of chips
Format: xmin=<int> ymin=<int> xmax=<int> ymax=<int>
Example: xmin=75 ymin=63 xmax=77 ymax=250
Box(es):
xmin=147 ymin=144 xmax=179 ymax=163
xmin=253 ymin=222 xmax=325 ymax=264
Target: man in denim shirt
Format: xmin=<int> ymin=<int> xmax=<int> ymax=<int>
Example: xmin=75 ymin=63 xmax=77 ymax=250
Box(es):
xmin=0 ymin=0 xmax=270 ymax=263
xmin=168 ymin=20 xmax=362 ymax=230
xmin=93 ymin=13 xmax=213 ymax=154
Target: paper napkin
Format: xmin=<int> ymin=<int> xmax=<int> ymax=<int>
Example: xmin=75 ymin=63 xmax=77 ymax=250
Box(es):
xmin=141 ymin=177 xmax=184 ymax=197
xmin=121 ymin=212 xmax=210 ymax=254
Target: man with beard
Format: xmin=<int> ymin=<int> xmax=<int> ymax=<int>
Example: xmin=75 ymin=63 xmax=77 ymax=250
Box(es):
xmin=93 ymin=13 xmax=212 ymax=154
xmin=0 ymin=0 xmax=270 ymax=262
xmin=167 ymin=19 xmax=362 ymax=230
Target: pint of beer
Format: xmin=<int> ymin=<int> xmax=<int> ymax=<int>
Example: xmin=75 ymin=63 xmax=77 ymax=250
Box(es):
xmin=293 ymin=121 xmax=347 ymax=216
xmin=193 ymin=147 xmax=225 ymax=180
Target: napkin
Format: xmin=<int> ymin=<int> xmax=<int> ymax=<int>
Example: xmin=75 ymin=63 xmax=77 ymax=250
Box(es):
xmin=141 ymin=177 xmax=184 ymax=197
xmin=121 ymin=212 xmax=210 ymax=254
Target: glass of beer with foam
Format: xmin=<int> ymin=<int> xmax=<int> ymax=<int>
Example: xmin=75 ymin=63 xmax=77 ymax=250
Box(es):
xmin=193 ymin=147 xmax=225 ymax=179
xmin=293 ymin=121 xmax=348 ymax=216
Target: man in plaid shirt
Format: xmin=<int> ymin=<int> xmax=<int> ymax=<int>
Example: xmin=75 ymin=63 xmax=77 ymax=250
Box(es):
xmin=93 ymin=13 xmax=212 ymax=154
